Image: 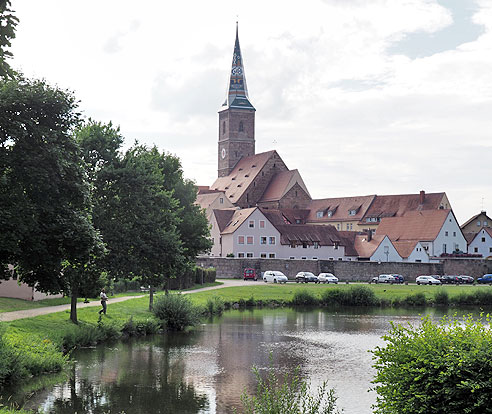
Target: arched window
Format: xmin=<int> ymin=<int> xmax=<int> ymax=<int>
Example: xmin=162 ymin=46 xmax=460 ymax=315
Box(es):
xmin=239 ymin=121 xmax=244 ymax=132
xmin=222 ymin=121 xmax=226 ymax=135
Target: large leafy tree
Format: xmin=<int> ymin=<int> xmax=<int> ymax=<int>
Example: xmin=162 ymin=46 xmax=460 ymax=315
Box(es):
xmin=77 ymin=122 xmax=198 ymax=310
xmin=0 ymin=0 xmax=18 ymax=78
xmin=0 ymin=77 xmax=104 ymax=323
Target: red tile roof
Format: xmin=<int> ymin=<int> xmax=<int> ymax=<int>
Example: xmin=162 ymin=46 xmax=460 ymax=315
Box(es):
xmin=261 ymin=208 xmax=310 ymax=226
xmin=392 ymin=240 xmax=420 ymax=259
xmin=362 ymin=192 xmax=446 ymax=220
xmin=220 ymin=207 xmax=257 ymax=234
xmin=461 ymin=211 xmax=491 ymax=228
xmin=213 ymin=209 xmax=237 ymax=233
xmin=307 ymin=195 xmax=376 ymax=223
xmin=210 ymin=151 xmax=280 ymax=204
xmin=336 ymin=231 xmax=359 ymax=257
xmin=259 ymin=169 xmax=310 ymax=202
xmin=274 ymin=224 xmax=341 ymax=246
xmin=376 ymin=209 xmax=451 ymax=241
xmin=354 ymin=234 xmax=386 ymax=258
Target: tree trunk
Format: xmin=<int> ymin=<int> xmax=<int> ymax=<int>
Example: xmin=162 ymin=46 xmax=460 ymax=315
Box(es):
xmin=149 ymin=284 xmax=154 ymax=312
xmin=70 ymin=291 xmax=78 ymax=324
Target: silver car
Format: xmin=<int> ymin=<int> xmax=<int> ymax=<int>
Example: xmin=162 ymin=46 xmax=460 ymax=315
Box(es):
xmin=416 ymin=275 xmax=441 ymax=285
xmin=318 ymin=273 xmax=339 ymax=284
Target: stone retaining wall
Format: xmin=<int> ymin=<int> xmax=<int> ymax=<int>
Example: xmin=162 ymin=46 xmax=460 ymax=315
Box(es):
xmin=196 ymin=257 xmax=492 ymax=282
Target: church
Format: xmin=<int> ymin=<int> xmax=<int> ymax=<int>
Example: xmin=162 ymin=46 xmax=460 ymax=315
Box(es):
xmin=197 ymin=26 xmax=465 ymax=262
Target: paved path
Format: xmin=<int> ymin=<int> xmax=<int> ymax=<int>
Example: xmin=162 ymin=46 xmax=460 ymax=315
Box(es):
xmin=0 ymin=279 xmax=249 ymax=322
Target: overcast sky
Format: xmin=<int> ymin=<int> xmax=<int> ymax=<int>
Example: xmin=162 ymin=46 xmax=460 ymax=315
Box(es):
xmin=10 ymin=0 xmax=492 ymax=224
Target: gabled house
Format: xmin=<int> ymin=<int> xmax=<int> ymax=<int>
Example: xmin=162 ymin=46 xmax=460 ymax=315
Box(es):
xmin=376 ymin=209 xmax=467 ymax=258
xmin=195 ymin=190 xmax=235 ymax=220
xmin=393 ymin=241 xmax=433 ymax=263
xmin=461 ymin=211 xmax=491 ymax=238
xmin=467 ymin=228 xmax=492 ymax=258
xmin=354 ymin=234 xmax=401 ymax=262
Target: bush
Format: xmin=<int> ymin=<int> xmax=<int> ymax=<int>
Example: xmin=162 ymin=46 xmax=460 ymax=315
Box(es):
xmin=205 ymin=296 xmax=225 ymax=316
xmin=371 ymin=315 xmax=492 ymax=414
xmin=402 ymin=292 xmax=427 ymax=307
xmin=434 ymin=289 xmax=449 ymax=306
xmin=153 ymin=293 xmax=201 ymax=331
xmin=292 ymin=289 xmax=319 ymax=306
xmin=122 ymin=317 xmax=160 ymax=336
xmin=240 ymin=356 xmax=340 ymax=414
xmin=321 ymin=286 xmax=378 ymax=306
xmin=450 ymin=290 xmax=492 ymax=307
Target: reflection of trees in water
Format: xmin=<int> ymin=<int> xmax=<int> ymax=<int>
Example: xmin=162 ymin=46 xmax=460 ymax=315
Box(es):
xmin=47 ymin=335 xmax=208 ymax=414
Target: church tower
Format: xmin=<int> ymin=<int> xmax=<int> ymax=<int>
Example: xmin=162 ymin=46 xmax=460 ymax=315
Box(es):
xmin=218 ymin=23 xmax=256 ymax=178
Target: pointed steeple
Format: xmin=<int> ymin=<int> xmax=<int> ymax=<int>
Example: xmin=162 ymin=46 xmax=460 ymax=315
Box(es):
xmin=222 ymin=22 xmax=255 ymax=110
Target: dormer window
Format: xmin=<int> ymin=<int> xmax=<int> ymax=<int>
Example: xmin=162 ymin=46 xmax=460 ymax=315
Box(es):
xmin=327 ymin=211 xmax=333 ymax=217
xmin=239 ymin=121 xmax=244 ymax=132
xmin=349 ymin=209 xmax=357 ymax=216
xmin=245 ymin=174 xmax=249 ymax=177
xmin=316 ymin=211 xmax=324 ymax=218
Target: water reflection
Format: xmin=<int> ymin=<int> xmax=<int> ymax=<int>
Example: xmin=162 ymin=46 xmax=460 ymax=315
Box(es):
xmin=6 ymin=307 xmax=485 ymax=414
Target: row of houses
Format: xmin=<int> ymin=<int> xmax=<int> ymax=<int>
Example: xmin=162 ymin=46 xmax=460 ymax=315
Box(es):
xmin=197 ymin=190 xmax=486 ymax=263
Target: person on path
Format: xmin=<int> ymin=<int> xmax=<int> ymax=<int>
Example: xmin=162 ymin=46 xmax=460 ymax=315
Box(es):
xmin=99 ymin=288 xmax=108 ymax=315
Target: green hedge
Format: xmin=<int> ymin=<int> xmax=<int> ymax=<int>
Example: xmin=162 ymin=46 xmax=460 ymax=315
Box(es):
xmin=371 ymin=315 xmax=492 ymax=414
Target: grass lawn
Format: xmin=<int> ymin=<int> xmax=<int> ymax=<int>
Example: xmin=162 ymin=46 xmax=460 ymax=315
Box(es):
xmin=0 ymin=282 xmax=223 ymax=314
xmin=188 ymin=282 xmax=492 ymax=306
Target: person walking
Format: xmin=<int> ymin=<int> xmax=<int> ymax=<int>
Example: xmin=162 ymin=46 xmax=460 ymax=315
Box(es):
xmin=99 ymin=288 xmax=108 ymax=315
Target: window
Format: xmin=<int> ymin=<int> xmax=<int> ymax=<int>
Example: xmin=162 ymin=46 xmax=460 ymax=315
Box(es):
xmin=247 ymin=236 xmax=254 ymax=244
xmin=477 ymin=221 xmax=481 ymax=226
xmin=290 ymin=242 xmax=296 ymax=248
xmin=443 ymin=244 xmax=447 ymax=253
xmin=259 ymin=220 xmax=265 ymax=228
xmin=489 ymin=247 xmax=492 ymax=253
xmin=260 ymin=253 xmax=267 ymax=258
xmin=246 ymin=252 xmax=253 ymax=258
xmin=445 ymin=231 xmax=448 ymax=236
xmin=238 ymin=236 xmax=244 ymax=244
xmin=289 ymin=256 xmax=295 ymax=259
xmin=337 ymin=224 xmax=340 ymax=230
xmin=249 ymin=220 xmax=254 ymax=228
xmin=269 ymin=253 xmax=276 ymax=258
xmin=219 ymin=197 xmax=224 ymax=204
xmin=334 ymin=241 xmax=339 ymax=250
xmin=316 ymin=211 xmax=324 ymax=218
xmin=302 ymin=243 xmax=307 ymax=248
xmin=312 ymin=257 xmax=318 ymax=260
xmin=239 ymin=121 xmax=244 ymax=132
xmin=482 ymin=237 xmax=486 ymax=242
xmin=338 ymin=258 xmax=343 ymax=261
xmin=453 ymin=231 xmax=456 ymax=237
xmin=327 ymin=211 xmax=333 ymax=217
xmin=260 ymin=237 xmax=267 ymax=245
xmin=349 ymin=209 xmax=357 ymax=216
xmin=350 ymin=223 xmax=353 ymax=230
xmin=269 ymin=237 xmax=276 ymax=245
xmin=295 ymin=219 xmax=301 ymax=224
xmin=238 ymin=252 xmax=245 ymax=258
xmin=346 ymin=224 xmax=350 ymax=230
xmin=484 ymin=221 xmax=488 ymax=226
xmin=314 ymin=241 xmax=319 ymax=249
xmin=301 ymin=257 xmax=307 ymax=260
xmin=474 ymin=247 xmax=479 ymax=253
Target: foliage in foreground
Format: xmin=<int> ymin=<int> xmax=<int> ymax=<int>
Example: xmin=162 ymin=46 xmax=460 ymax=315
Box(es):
xmin=371 ymin=315 xmax=492 ymax=414
xmin=240 ymin=357 xmax=340 ymax=414
xmin=152 ymin=293 xmax=200 ymax=330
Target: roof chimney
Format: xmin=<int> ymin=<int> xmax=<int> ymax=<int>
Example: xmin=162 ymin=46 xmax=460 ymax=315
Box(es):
xmin=419 ymin=190 xmax=425 ymax=204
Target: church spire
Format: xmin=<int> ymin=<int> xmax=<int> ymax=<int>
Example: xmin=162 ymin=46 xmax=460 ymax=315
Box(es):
xmin=222 ymin=22 xmax=255 ymax=110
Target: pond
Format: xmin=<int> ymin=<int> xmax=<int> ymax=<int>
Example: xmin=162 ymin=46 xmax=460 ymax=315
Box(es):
xmin=3 ymin=307 xmax=478 ymax=413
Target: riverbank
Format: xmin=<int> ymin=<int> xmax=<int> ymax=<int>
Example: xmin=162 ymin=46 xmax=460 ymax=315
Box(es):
xmin=1 ymin=281 xmax=492 ymax=413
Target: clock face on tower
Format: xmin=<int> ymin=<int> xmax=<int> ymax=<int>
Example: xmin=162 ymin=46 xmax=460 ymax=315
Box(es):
xmin=221 ymin=148 xmax=226 ymax=159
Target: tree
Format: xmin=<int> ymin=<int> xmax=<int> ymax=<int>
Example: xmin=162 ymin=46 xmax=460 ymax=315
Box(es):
xmin=0 ymin=0 xmax=18 ymax=78
xmin=0 ymin=77 xmax=104 ymax=323
xmin=76 ymin=122 xmax=212 ymax=310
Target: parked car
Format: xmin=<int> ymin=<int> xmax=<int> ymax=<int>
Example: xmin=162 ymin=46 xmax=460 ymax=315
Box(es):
xmin=458 ymin=275 xmax=474 ymax=284
xmin=416 ymin=275 xmax=441 ymax=285
xmin=318 ymin=273 xmax=339 ymax=284
xmin=243 ymin=268 xmax=258 ymax=281
xmin=295 ymin=272 xmax=319 ymax=283
xmin=440 ymin=275 xmax=461 ymax=284
xmin=391 ymin=274 xmax=404 ymax=284
xmin=477 ymin=274 xmax=492 ymax=284
xmin=370 ymin=274 xmax=396 ymax=284
xmin=263 ymin=270 xmax=288 ymax=284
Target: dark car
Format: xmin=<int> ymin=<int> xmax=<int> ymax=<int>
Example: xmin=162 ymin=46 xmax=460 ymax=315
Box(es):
xmin=441 ymin=275 xmax=461 ymax=284
xmin=295 ymin=272 xmax=319 ymax=283
xmin=391 ymin=274 xmax=404 ymax=284
xmin=458 ymin=275 xmax=474 ymax=284
xmin=477 ymin=274 xmax=492 ymax=284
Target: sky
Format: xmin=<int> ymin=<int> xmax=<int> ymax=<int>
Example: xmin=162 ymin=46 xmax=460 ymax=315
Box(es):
xmin=9 ymin=0 xmax=492 ymax=224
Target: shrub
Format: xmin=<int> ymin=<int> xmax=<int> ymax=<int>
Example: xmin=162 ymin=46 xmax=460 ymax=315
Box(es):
xmin=434 ymin=289 xmax=449 ymax=306
xmin=371 ymin=315 xmax=492 ymax=414
xmin=153 ymin=293 xmax=201 ymax=331
xmin=205 ymin=296 xmax=225 ymax=316
xmin=240 ymin=356 xmax=340 ymax=414
xmin=122 ymin=317 xmax=160 ymax=336
xmin=292 ymin=289 xmax=319 ymax=306
xmin=402 ymin=292 xmax=427 ymax=307
xmin=321 ymin=286 xmax=378 ymax=306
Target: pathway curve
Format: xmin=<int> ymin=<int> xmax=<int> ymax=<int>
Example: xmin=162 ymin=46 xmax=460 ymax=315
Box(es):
xmin=0 ymin=279 xmax=250 ymax=322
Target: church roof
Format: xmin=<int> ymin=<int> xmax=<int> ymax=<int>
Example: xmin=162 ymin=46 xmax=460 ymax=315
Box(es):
xmin=221 ymin=23 xmax=255 ymax=111
xmin=210 ymin=150 xmax=279 ymax=204
xmin=259 ymin=169 xmax=311 ymax=202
